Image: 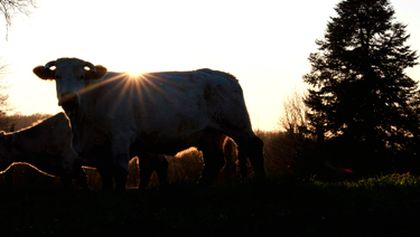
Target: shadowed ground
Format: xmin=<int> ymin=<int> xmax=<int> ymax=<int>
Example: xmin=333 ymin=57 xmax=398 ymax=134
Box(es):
xmin=1 ymin=142 xmax=419 ymax=236
xmin=1 ymin=176 xmax=420 ymax=236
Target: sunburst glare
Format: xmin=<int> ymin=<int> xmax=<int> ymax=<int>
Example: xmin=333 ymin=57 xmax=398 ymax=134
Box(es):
xmin=126 ymin=72 xmax=145 ymax=81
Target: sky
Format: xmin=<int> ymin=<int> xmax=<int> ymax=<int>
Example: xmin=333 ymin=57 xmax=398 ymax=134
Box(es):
xmin=0 ymin=0 xmax=419 ymax=131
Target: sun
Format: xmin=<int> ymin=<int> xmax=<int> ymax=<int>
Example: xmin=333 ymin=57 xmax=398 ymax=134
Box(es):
xmin=125 ymin=71 xmax=142 ymax=78
xmin=123 ymin=62 xmax=147 ymax=78
xmin=104 ymin=53 xmax=149 ymax=78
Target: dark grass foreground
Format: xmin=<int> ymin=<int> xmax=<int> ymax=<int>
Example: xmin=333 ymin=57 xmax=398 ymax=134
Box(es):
xmin=1 ymin=174 xmax=420 ymax=237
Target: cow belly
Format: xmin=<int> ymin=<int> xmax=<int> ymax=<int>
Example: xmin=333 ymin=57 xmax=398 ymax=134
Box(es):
xmin=134 ymin=131 xmax=204 ymax=156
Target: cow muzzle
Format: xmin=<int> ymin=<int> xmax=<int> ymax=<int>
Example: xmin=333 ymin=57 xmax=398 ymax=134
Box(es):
xmin=58 ymin=92 xmax=79 ymax=111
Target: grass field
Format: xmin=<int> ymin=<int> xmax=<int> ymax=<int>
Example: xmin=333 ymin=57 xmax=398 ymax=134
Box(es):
xmin=1 ymin=173 xmax=420 ymax=236
xmin=0 ymin=127 xmax=418 ymax=236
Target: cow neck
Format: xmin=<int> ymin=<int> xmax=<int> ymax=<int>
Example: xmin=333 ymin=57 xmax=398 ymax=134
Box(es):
xmin=76 ymin=96 xmax=97 ymax=126
xmin=0 ymin=135 xmax=15 ymax=168
xmin=66 ymin=97 xmax=99 ymax=139
xmin=4 ymin=133 xmax=29 ymax=164
xmin=67 ymin=106 xmax=84 ymax=132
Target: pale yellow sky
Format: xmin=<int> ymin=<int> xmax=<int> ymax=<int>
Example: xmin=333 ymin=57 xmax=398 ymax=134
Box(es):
xmin=0 ymin=0 xmax=419 ymax=131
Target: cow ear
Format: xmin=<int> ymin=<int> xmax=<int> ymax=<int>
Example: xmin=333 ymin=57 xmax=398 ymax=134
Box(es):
xmin=33 ymin=66 xmax=56 ymax=80
xmin=86 ymin=65 xmax=107 ymax=80
xmin=95 ymin=65 xmax=107 ymax=78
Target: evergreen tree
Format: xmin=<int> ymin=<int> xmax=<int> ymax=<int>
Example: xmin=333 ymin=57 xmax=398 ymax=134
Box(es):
xmin=303 ymin=0 xmax=419 ymax=172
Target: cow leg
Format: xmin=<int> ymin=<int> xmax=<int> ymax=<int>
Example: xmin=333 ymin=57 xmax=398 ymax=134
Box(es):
xmin=198 ymin=134 xmax=226 ymax=186
xmin=138 ymin=154 xmax=169 ymax=190
xmin=235 ymin=134 xmax=266 ymax=182
xmin=97 ymin=166 xmax=114 ymax=191
xmin=111 ymin=136 xmax=131 ymax=191
xmin=60 ymin=173 xmax=73 ymax=190
xmin=138 ymin=154 xmax=153 ymax=190
xmin=200 ymin=148 xmax=225 ymax=186
xmin=59 ymin=154 xmax=73 ymax=190
xmin=248 ymin=135 xmax=265 ymax=181
xmin=114 ymin=167 xmax=127 ymax=191
xmin=223 ymin=137 xmax=237 ymax=184
xmin=113 ymin=155 xmax=128 ymax=192
xmin=102 ymin=176 xmax=114 ymax=191
xmin=237 ymin=147 xmax=251 ymax=181
xmin=72 ymin=158 xmax=89 ymax=191
xmin=153 ymin=154 xmax=169 ymax=188
xmin=59 ymin=150 xmax=88 ymax=190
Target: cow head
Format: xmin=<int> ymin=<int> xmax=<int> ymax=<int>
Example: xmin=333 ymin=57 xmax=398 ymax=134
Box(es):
xmin=33 ymin=58 xmax=107 ymax=111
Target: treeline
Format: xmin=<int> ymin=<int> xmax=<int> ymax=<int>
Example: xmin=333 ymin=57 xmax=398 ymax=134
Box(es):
xmin=0 ymin=113 xmax=52 ymax=132
xmin=259 ymin=129 xmax=419 ymax=181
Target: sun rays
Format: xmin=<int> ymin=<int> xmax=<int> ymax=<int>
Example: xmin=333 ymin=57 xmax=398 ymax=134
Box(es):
xmin=74 ymin=71 xmax=170 ymax=118
xmin=126 ymin=71 xmax=146 ymax=79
